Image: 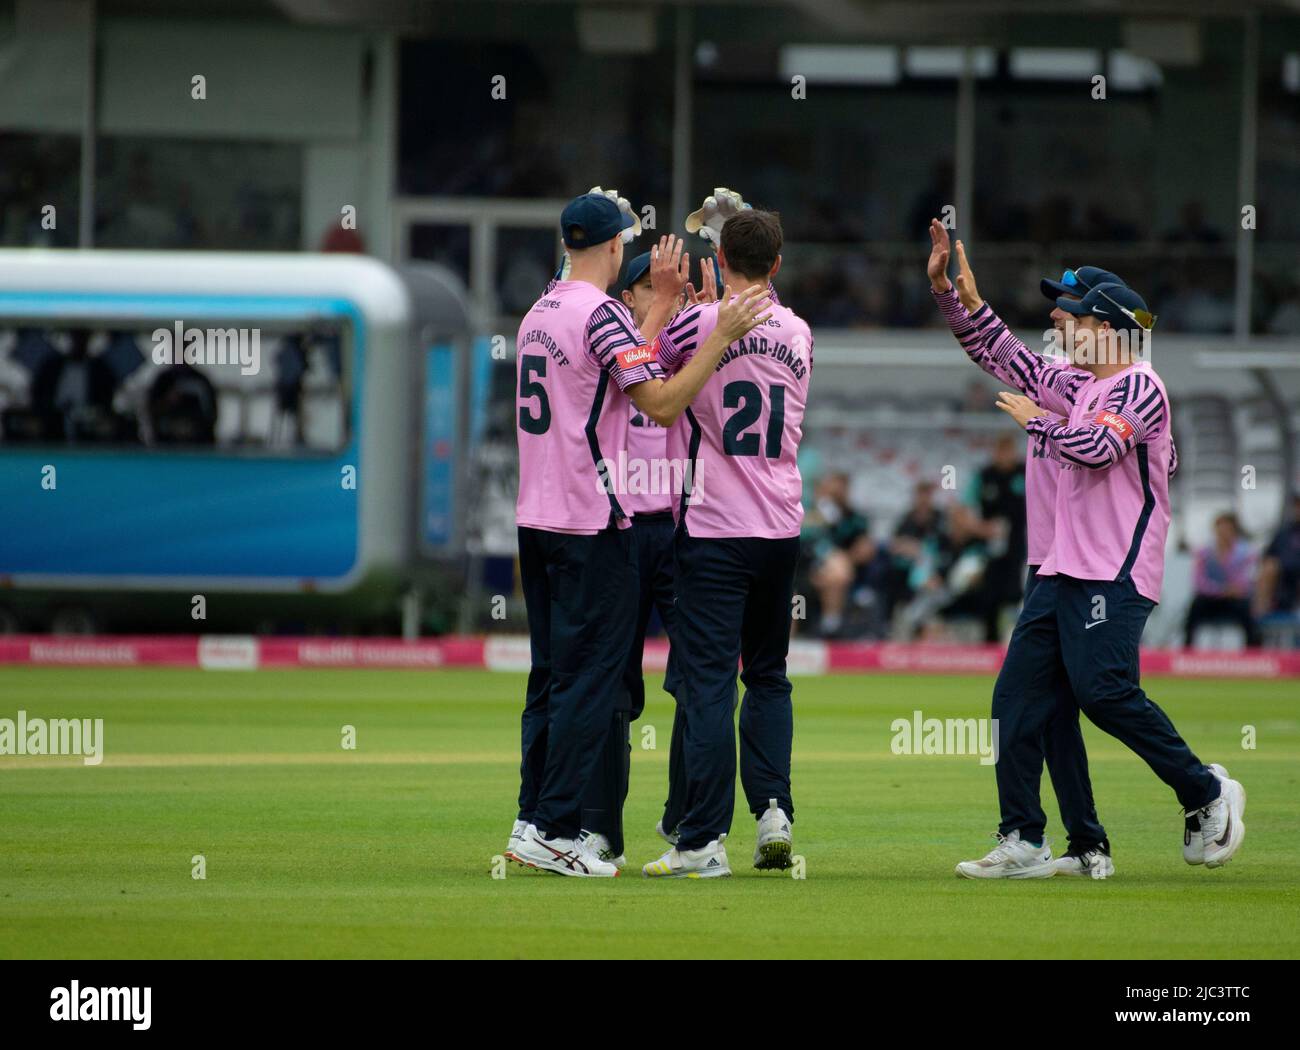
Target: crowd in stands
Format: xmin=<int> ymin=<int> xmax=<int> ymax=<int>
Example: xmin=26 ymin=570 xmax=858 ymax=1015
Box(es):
xmin=801 ymin=434 xmax=1028 ymax=642
xmin=800 ymin=445 xmax=1300 ymax=649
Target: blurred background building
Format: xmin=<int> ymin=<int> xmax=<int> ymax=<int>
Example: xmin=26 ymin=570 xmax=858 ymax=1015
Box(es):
xmin=1 ymin=0 xmax=1299 ymax=649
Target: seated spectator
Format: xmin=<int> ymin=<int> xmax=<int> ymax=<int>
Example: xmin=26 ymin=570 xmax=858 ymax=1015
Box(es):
xmin=1185 ymin=513 xmax=1259 ymax=648
xmin=803 ymin=472 xmax=889 ymax=637
xmin=888 ymin=481 xmax=947 ymax=637
xmin=966 ymin=434 xmax=1027 ymax=641
xmin=1256 ymin=494 xmax=1300 ymax=620
xmin=895 ymin=503 xmax=991 ymax=640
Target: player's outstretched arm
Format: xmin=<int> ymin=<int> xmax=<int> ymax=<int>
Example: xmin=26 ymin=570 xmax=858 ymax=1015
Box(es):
xmin=981 ymin=311 xmax=1083 ymax=414
xmin=1000 ymin=371 xmax=1167 ymax=470
xmin=928 ymin=222 xmax=1019 ymax=386
xmin=927 ymin=218 xmax=1080 ymax=414
xmin=628 ymin=284 xmax=771 ymax=427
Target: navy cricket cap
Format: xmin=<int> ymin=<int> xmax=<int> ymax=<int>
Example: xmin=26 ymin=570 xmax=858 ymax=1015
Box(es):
xmin=1041 ymin=265 xmax=1125 ymax=301
xmin=622 ymin=251 xmax=652 ymax=291
xmin=560 ymin=193 xmax=635 ymax=250
xmin=1056 ymin=282 xmax=1153 ymax=333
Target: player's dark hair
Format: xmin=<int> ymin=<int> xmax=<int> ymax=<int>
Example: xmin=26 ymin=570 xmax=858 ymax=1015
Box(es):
xmin=720 ymin=210 xmax=783 ymax=280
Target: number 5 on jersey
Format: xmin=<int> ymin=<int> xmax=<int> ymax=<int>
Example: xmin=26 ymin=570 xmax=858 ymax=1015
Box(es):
xmin=519 ymin=353 xmax=550 ymax=435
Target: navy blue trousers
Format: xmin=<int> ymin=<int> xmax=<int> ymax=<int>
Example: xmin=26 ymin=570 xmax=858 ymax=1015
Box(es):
xmin=672 ymin=530 xmax=799 ymax=852
xmin=580 ymin=512 xmax=684 ymax=855
xmin=1024 ymin=567 xmax=1107 ymax=849
xmin=516 ymin=524 xmax=637 ymax=840
xmin=995 ymin=574 xmax=1218 ymax=843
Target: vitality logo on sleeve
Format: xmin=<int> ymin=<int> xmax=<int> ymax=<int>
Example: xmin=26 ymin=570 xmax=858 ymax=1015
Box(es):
xmin=617 ymin=344 xmax=656 ymax=369
xmin=1094 ymin=411 xmax=1133 ymax=441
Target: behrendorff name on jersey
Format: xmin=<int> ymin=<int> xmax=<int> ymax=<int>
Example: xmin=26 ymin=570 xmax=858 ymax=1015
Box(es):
xmin=0 ymin=710 xmax=104 ymax=765
xmin=151 ymin=321 xmax=260 ymax=375
xmin=50 ymin=981 xmax=151 ymax=1030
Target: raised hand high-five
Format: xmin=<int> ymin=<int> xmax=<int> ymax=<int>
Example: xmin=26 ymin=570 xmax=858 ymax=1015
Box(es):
xmin=686 ymin=257 xmax=719 ymax=305
xmin=650 ymin=234 xmax=690 ymax=306
xmin=927 ymin=218 xmax=952 ymax=293
xmin=637 ymin=234 xmax=690 ymax=342
xmin=954 ymin=239 xmax=984 ymax=314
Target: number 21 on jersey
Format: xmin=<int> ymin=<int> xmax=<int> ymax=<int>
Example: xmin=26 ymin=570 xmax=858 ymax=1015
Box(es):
xmin=722 ymin=380 xmax=785 ymax=458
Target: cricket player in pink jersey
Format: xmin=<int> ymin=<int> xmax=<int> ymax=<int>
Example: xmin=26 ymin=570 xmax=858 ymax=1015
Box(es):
xmin=931 ymin=226 xmax=1130 ymax=877
xmin=936 ymin=257 xmax=1245 ymax=877
xmin=578 ymin=248 xmax=693 ymax=867
xmin=641 ymin=210 xmax=813 ymax=879
xmin=507 ymin=192 xmax=772 ymax=877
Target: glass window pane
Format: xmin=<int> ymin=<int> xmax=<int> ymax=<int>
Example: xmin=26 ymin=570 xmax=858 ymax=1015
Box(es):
xmin=95 ymin=137 xmax=302 ymax=250
xmin=0 ymin=132 xmax=80 ymax=247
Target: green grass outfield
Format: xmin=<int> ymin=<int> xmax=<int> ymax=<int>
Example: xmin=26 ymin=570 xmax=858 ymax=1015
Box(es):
xmin=1 ymin=667 xmax=1297 ymax=959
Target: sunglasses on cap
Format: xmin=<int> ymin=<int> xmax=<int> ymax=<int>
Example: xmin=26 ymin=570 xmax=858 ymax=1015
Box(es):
xmin=1094 ymin=285 xmax=1157 ymax=332
xmin=1055 ymin=268 xmax=1107 ymax=293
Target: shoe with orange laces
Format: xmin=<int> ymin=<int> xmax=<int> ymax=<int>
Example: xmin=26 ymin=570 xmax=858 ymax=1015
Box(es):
xmin=507 ymin=824 xmax=620 ymax=878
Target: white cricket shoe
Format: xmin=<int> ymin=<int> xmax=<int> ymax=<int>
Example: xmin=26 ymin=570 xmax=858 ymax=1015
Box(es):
xmin=1052 ymin=840 xmax=1114 ymax=879
xmin=656 ymin=819 xmax=679 ymax=847
xmin=955 ymin=830 xmax=1054 ymax=879
xmin=1183 ymin=762 xmax=1221 ymax=864
xmin=579 ymin=829 xmax=626 ymax=868
xmin=1197 ymin=764 xmax=1246 ymax=869
xmin=507 ymin=825 xmax=620 ymax=877
xmin=506 ymin=819 xmax=528 ymax=856
xmin=753 ymin=798 xmax=793 ymax=870
xmin=1184 ymin=763 xmax=1232 ymax=865
xmin=642 ymin=835 xmax=731 ymax=879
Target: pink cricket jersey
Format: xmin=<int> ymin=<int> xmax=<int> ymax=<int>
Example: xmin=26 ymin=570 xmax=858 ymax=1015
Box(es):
xmin=622 ymin=401 xmax=674 ymax=515
xmin=934 ymin=286 xmax=1178 ymax=574
xmin=1022 ymin=435 xmax=1062 ymax=567
xmin=654 ymin=295 xmax=813 ymax=539
xmin=515 ymin=280 xmax=664 ymax=534
xmin=978 ymin=314 xmax=1174 ymax=602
